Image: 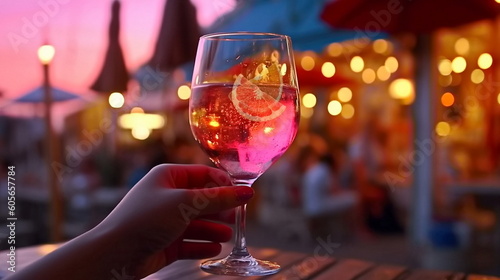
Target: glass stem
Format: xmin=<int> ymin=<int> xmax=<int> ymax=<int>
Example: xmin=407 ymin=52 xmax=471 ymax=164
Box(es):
xmin=231 ymin=180 xmax=254 ymax=258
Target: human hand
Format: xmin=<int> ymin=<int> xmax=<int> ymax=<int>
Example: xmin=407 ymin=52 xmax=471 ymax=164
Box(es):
xmin=93 ymin=164 xmax=254 ymax=278
xmin=5 ymin=164 xmax=253 ymax=280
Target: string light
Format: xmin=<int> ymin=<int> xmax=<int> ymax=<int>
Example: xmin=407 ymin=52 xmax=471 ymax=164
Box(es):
xmin=471 ymin=69 xmax=485 ymax=84
xmin=385 ymin=56 xmax=398 ymax=73
xmin=321 ymin=62 xmax=336 ymax=78
xmin=361 ymin=68 xmax=376 ymax=84
xmin=337 ymin=87 xmax=352 ymax=102
xmin=300 ymin=55 xmax=315 ymax=71
xmin=438 ymin=59 xmax=452 ymax=76
xmin=302 ymin=93 xmax=317 ymax=108
xmin=435 ymin=121 xmax=451 ymax=137
xmin=327 ymin=100 xmax=342 ymax=116
xmin=454 ymin=38 xmax=470 ymax=55
xmin=451 ymin=57 xmax=467 ymax=73
xmin=350 ymin=56 xmax=364 ymax=73
xmin=441 ymin=92 xmax=455 ymax=107
xmin=341 ymin=104 xmax=355 ymax=119
xmin=478 ymin=53 xmax=493 ymax=69
xmin=177 ymin=85 xmax=191 ymax=100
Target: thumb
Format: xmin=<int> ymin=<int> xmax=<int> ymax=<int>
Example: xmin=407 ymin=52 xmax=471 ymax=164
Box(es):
xmin=184 ymin=186 xmax=254 ymax=217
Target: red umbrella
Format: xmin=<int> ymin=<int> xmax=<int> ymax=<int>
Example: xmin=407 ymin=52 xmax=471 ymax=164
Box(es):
xmin=91 ymin=0 xmax=129 ymax=94
xmin=321 ymin=0 xmax=500 ymax=245
xmin=321 ymin=0 xmax=499 ymax=34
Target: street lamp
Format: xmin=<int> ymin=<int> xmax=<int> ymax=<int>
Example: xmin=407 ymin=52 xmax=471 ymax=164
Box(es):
xmin=38 ymin=44 xmax=62 ymax=242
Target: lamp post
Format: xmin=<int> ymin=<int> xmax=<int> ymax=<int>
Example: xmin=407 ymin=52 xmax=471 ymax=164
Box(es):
xmin=38 ymin=44 xmax=62 ymax=242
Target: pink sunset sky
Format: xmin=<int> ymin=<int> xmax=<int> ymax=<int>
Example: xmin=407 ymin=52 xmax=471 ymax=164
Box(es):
xmin=0 ymin=0 xmax=235 ymax=100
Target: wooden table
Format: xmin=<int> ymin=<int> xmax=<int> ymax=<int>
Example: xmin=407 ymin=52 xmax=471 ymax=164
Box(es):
xmin=1 ymin=244 xmax=499 ymax=280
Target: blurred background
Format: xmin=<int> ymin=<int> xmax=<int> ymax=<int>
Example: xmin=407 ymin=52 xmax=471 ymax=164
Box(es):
xmin=0 ymin=0 xmax=499 ymax=275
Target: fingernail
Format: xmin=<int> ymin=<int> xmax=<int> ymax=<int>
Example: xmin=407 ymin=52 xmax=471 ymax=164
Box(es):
xmin=235 ymin=187 xmax=254 ymax=202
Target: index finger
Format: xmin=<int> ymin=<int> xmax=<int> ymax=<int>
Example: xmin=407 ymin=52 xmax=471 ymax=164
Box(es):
xmin=154 ymin=164 xmax=232 ymax=190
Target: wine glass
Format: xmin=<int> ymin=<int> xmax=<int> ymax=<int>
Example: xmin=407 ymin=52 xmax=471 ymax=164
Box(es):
xmin=189 ymin=32 xmax=300 ymax=276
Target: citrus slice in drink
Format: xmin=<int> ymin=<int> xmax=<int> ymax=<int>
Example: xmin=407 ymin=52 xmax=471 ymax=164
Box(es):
xmin=231 ymin=74 xmax=285 ymax=122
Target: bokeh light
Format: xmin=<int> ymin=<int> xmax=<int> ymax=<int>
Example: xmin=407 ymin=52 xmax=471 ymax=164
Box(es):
xmin=350 ymin=56 xmax=364 ymax=73
xmin=327 ymin=100 xmax=342 ymax=116
xmin=177 ymin=85 xmax=191 ymax=100
xmin=327 ymin=43 xmax=343 ymax=57
xmin=438 ymin=59 xmax=452 ymax=76
xmin=108 ymin=92 xmax=125 ymax=108
xmin=478 ymin=53 xmax=493 ymax=69
xmin=385 ymin=56 xmax=399 ymax=73
xmin=377 ymin=66 xmax=391 ymax=81
xmin=301 ymin=107 xmax=314 ymax=118
xmin=497 ymin=93 xmax=500 ymax=104
xmin=389 ymin=78 xmax=414 ymax=99
xmin=341 ymin=104 xmax=355 ymax=119
xmin=361 ymin=68 xmax=376 ymax=84
xmin=321 ymin=62 xmax=336 ymax=78
xmin=131 ymin=126 xmax=151 ymax=140
xmin=302 ymin=93 xmax=317 ymax=108
xmin=373 ymin=39 xmax=388 ymax=54
xmin=454 ymin=38 xmax=469 ymax=55
xmin=300 ymin=55 xmax=315 ymax=71
xmin=439 ymin=75 xmax=453 ymax=87
xmin=451 ymin=57 xmax=467 ymax=73
xmin=441 ymin=92 xmax=455 ymax=107
xmin=337 ymin=87 xmax=353 ymax=102
xmin=471 ymin=69 xmax=485 ymax=84
xmin=435 ymin=121 xmax=451 ymax=137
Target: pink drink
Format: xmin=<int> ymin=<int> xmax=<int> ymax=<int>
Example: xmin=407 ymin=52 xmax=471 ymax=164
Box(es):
xmin=190 ymin=83 xmax=299 ymax=180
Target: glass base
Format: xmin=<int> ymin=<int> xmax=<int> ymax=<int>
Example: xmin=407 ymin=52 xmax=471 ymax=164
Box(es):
xmin=200 ymin=253 xmax=280 ymax=276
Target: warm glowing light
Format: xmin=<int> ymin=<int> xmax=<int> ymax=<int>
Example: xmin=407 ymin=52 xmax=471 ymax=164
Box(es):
xmin=301 ymin=107 xmax=314 ymax=118
xmin=454 ymin=38 xmax=470 ymax=55
xmin=373 ymin=39 xmax=388 ymax=54
xmin=350 ymin=56 xmax=364 ymax=73
xmin=264 ymin=127 xmax=274 ymax=134
xmin=38 ymin=244 xmax=59 ymax=255
xmin=302 ymin=93 xmax=317 ymax=108
xmin=439 ymin=75 xmax=453 ymax=87
xmin=209 ymin=119 xmax=220 ymax=127
xmin=441 ymin=92 xmax=455 ymax=107
xmin=478 ymin=53 xmax=493 ymax=69
xmin=108 ymin=92 xmax=125 ymax=108
xmin=337 ymin=87 xmax=352 ymax=102
xmin=280 ymin=63 xmax=287 ymax=76
xmin=327 ymin=100 xmax=342 ymax=116
xmin=300 ymin=55 xmax=315 ymax=71
xmin=341 ymin=104 xmax=355 ymax=119
xmin=385 ymin=56 xmax=398 ymax=73
xmin=177 ymin=85 xmax=191 ymax=100
xmin=471 ymin=69 xmax=485 ymax=84
xmin=451 ymin=57 xmax=467 ymax=73
xmin=131 ymin=126 xmax=151 ymax=140
xmin=496 ymin=0 xmax=500 ymax=3
xmin=497 ymin=93 xmax=500 ymax=104
xmin=131 ymin=107 xmax=144 ymax=114
xmin=401 ymin=91 xmax=415 ymax=105
xmin=119 ymin=110 xmax=165 ymax=130
xmin=321 ymin=62 xmax=336 ymax=78
xmin=361 ymin=68 xmax=376 ymax=84
xmin=435 ymin=122 xmax=451 ymax=137
xmin=377 ymin=66 xmax=391 ymax=81
xmin=389 ymin=78 xmax=414 ymax=99
xmin=327 ymin=43 xmax=343 ymax=57
xmin=38 ymin=44 xmax=55 ymax=65
xmin=438 ymin=59 xmax=452 ymax=76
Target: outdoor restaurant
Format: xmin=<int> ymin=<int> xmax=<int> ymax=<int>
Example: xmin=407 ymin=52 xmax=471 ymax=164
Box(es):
xmin=0 ymin=0 xmax=499 ymax=279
